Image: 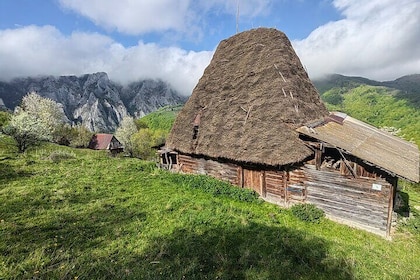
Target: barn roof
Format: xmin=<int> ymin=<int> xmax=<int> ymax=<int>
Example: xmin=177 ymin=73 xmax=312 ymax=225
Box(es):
xmin=89 ymin=133 xmax=116 ymax=150
xmin=166 ymin=28 xmax=329 ymax=166
xmin=297 ymin=112 xmax=420 ymax=182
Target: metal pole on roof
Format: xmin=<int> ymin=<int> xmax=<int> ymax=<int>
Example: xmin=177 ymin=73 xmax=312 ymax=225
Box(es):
xmin=236 ymin=0 xmax=240 ymax=34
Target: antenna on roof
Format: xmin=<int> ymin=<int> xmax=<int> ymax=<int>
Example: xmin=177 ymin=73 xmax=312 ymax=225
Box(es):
xmin=236 ymin=0 xmax=240 ymax=34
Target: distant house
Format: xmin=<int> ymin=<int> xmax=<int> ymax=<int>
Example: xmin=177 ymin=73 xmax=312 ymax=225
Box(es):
xmin=88 ymin=134 xmax=123 ymax=154
xmin=160 ymin=28 xmax=419 ymax=238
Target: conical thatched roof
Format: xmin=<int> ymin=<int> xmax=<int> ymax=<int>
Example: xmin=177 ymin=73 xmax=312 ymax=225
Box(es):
xmin=166 ymin=28 xmax=329 ymax=166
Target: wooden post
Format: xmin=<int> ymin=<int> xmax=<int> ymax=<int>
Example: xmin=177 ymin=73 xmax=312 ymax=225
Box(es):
xmin=386 ymin=182 xmax=394 ymax=238
xmin=315 ymin=146 xmax=322 ymax=170
xmin=238 ymin=166 xmax=244 ymax=188
xmin=283 ymin=170 xmax=288 ymax=205
xmin=260 ymin=171 xmax=266 ymax=198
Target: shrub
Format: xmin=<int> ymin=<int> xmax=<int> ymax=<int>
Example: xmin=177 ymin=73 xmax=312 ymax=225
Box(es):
xmin=291 ymin=203 xmax=325 ymax=223
xmin=167 ymin=173 xmax=259 ymax=202
xmin=68 ymin=124 xmax=93 ymax=148
xmin=0 ymin=111 xmax=11 ymax=129
xmin=47 ymin=150 xmax=76 ymax=163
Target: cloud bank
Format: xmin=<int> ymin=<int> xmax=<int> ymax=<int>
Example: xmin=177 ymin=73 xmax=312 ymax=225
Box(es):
xmin=0 ymin=25 xmax=213 ymax=95
xmin=0 ymin=0 xmax=419 ymax=97
xmin=293 ymin=0 xmax=420 ymax=81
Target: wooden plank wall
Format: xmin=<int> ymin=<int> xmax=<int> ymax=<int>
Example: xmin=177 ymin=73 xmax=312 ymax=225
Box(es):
xmin=265 ymin=170 xmax=286 ymax=198
xmin=263 ymin=169 xmax=306 ymax=206
xmin=242 ymin=169 xmax=264 ymax=194
xmin=287 ymin=169 xmax=306 ymax=203
xmin=178 ymin=154 xmax=239 ymax=185
xmin=175 ymin=154 xmax=393 ymax=237
xmin=304 ymin=164 xmax=392 ymax=236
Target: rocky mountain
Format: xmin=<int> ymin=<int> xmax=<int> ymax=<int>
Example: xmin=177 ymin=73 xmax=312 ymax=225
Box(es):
xmin=0 ymin=72 xmax=187 ymax=132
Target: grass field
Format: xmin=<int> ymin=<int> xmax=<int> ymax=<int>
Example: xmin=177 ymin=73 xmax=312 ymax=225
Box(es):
xmin=1 ymin=142 xmax=420 ymax=279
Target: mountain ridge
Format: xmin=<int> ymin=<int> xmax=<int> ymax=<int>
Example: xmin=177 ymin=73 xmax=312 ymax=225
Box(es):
xmin=1 ymin=72 xmax=418 ymax=132
xmin=0 ymin=72 xmax=187 ymax=132
xmin=313 ymin=73 xmax=420 ymax=94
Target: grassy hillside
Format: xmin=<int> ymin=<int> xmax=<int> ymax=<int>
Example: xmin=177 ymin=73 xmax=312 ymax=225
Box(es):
xmin=313 ymin=73 xmax=420 ymax=148
xmin=139 ymin=105 xmax=183 ymax=133
xmin=1 ymin=143 xmax=420 ymax=279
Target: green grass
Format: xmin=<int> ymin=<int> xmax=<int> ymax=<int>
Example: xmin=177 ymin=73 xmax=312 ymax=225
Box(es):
xmin=320 ymin=85 xmax=420 ymax=145
xmin=1 ymin=143 xmax=420 ymax=279
xmin=139 ymin=105 xmax=183 ymax=133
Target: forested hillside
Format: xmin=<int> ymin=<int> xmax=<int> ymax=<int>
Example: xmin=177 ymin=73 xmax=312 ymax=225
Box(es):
xmin=313 ymin=74 xmax=420 ymax=146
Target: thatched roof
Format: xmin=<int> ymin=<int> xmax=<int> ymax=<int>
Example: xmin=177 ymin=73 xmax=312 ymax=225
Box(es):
xmin=166 ymin=28 xmax=329 ymax=166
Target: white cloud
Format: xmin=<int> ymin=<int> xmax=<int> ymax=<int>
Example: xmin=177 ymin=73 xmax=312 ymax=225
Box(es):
xmin=59 ymin=0 xmax=192 ymax=35
xmin=0 ymin=25 xmax=213 ymax=95
xmin=293 ymin=0 xmax=420 ymax=81
xmin=59 ymin=0 xmax=272 ymax=37
xmin=1 ymin=0 xmax=419 ymax=96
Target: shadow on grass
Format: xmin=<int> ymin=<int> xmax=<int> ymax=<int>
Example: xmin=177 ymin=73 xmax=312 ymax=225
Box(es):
xmin=2 ymin=195 xmax=353 ymax=279
xmin=136 ymin=223 xmax=353 ymax=280
xmin=0 ymin=161 xmax=33 ymax=184
xmin=395 ymin=191 xmax=410 ymax=217
xmin=1 ymin=200 xmax=148 ymax=279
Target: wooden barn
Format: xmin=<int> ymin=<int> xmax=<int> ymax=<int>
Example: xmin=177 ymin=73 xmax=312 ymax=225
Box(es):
xmin=161 ymin=28 xmax=420 ymax=237
xmin=88 ymin=133 xmax=123 ymax=154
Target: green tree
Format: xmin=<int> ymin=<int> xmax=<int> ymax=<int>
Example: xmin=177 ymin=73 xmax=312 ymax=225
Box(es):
xmin=131 ymin=128 xmax=155 ymax=159
xmin=134 ymin=118 xmax=149 ymax=130
xmin=115 ymin=116 xmax=138 ymax=156
xmin=0 ymin=111 xmax=11 ymax=129
xmin=68 ymin=124 xmax=94 ymax=148
xmin=321 ymin=88 xmax=344 ymax=106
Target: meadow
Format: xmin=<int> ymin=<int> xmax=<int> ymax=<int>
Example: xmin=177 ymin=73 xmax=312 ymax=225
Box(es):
xmin=1 ymin=141 xmax=420 ymax=279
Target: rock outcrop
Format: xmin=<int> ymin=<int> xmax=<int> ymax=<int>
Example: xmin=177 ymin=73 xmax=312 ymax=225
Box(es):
xmin=0 ymin=72 xmax=186 ymax=132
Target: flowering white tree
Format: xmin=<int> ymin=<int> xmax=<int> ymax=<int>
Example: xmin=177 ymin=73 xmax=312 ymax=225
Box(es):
xmin=3 ymin=92 xmax=69 ymax=152
xmin=20 ymin=92 xmax=68 ymax=140
xmin=115 ymin=115 xmax=138 ymax=156
xmin=3 ymin=110 xmax=51 ymax=152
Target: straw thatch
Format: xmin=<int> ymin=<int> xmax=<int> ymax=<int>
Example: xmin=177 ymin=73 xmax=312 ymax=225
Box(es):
xmin=166 ymin=28 xmax=329 ymax=166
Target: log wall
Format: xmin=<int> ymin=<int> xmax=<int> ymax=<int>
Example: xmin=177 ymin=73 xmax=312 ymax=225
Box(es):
xmin=178 ymin=154 xmax=239 ymax=185
xmin=173 ymin=154 xmax=394 ymax=237
xmin=304 ymin=164 xmax=393 ymax=237
xmin=265 ymin=170 xmax=286 ymax=198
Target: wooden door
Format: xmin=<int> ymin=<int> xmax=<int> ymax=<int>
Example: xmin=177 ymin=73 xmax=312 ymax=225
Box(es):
xmin=242 ymin=169 xmax=264 ymax=195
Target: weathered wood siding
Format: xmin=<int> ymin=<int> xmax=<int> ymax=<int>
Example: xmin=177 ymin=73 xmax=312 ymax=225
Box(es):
xmin=178 ymin=154 xmax=239 ymax=185
xmin=304 ymin=164 xmax=393 ymax=236
xmin=242 ymin=169 xmax=264 ymax=194
xmin=172 ymin=153 xmax=394 ymax=237
xmin=262 ymin=169 xmax=307 ymax=206
xmin=265 ymin=170 xmax=286 ymax=198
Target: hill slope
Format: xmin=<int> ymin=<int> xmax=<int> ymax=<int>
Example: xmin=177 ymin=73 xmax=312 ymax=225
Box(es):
xmin=313 ymin=74 xmax=420 ymax=145
xmin=1 ymin=144 xmax=419 ymax=279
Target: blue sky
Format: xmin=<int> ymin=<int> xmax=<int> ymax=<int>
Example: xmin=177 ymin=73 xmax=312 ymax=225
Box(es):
xmin=0 ymin=0 xmax=419 ymax=95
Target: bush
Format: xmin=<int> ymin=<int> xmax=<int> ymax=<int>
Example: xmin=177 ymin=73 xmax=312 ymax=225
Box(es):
xmin=0 ymin=111 xmax=11 ymax=129
xmin=47 ymin=150 xmax=76 ymax=163
xmin=68 ymin=125 xmax=93 ymax=148
xmin=167 ymin=173 xmax=259 ymax=202
xmin=291 ymin=203 xmax=325 ymax=223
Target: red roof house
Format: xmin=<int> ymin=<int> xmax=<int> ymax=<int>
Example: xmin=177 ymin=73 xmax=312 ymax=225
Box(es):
xmin=88 ymin=134 xmax=123 ymax=153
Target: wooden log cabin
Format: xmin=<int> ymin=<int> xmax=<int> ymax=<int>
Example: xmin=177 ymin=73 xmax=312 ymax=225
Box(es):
xmin=162 ymin=28 xmax=420 ymax=238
